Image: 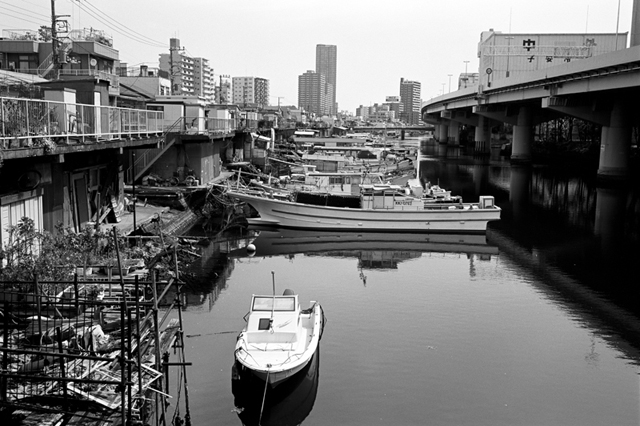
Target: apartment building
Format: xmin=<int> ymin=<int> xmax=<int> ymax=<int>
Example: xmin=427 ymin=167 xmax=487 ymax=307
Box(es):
xmin=159 ymin=38 xmax=195 ymax=96
xmin=232 ymin=76 xmax=270 ymax=108
xmin=399 ymin=78 xmax=421 ymax=125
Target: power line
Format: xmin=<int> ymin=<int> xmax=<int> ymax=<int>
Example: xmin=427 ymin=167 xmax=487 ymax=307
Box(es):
xmin=82 ymin=0 xmax=167 ymax=47
xmin=0 ymin=8 xmax=46 ymax=26
xmin=0 ymin=1 xmax=50 ymax=20
xmin=68 ymin=0 xmax=167 ymax=48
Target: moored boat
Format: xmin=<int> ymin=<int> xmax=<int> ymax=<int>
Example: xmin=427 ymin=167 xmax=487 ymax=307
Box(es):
xmin=228 ymin=184 xmax=501 ymax=233
xmin=234 ymin=287 xmax=324 ymax=387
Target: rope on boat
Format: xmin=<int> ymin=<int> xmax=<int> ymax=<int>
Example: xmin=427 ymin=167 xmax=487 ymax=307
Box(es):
xmin=259 ymin=369 xmax=270 ymax=425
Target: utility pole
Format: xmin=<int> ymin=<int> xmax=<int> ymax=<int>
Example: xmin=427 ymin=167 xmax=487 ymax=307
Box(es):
xmin=51 ymin=0 xmax=58 ymax=73
xmin=49 ymin=0 xmax=69 ymax=77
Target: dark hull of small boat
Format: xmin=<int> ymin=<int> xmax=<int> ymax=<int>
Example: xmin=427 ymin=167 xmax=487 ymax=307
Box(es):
xmin=231 ymin=350 xmax=320 ymax=426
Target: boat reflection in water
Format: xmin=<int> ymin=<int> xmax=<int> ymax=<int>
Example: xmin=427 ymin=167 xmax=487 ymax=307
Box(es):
xmin=231 ymin=350 xmax=320 ymax=426
xmin=229 ymin=227 xmax=499 ymax=263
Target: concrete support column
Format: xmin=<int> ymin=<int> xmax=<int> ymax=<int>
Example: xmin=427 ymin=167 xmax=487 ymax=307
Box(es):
xmin=598 ymin=100 xmax=631 ymax=181
xmin=438 ymin=122 xmax=448 ymax=144
xmin=474 ymin=115 xmax=491 ymax=154
xmin=632 ymin=0 xmax=640 ymax=47
xmin=448 ymin=121 xmax=459 ymax=145
xmin=511 ymin=106 xmax=533 ymax=164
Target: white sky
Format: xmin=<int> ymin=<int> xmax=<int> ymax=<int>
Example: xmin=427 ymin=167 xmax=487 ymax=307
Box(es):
xmin=0 ymin=0 xmax=634 ymax=113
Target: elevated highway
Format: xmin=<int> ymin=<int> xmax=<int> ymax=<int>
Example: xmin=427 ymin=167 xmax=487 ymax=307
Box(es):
xmin=422 ymin=42 xmax=640 ymax=182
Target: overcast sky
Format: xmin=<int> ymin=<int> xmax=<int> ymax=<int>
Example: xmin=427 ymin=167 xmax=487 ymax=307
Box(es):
xmin=1 ymin=0 xmax=634 ymax=112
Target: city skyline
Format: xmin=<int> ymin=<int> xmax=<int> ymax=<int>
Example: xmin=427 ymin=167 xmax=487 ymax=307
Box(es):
xmin=0 ymin=0 xmax=634 ymax=113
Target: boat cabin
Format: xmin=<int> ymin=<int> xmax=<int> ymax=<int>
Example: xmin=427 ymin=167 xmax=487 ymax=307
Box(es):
xmin=360 ymin=184 xmax=423 ymax=210
xmin=244 ymin=294 xmax=300 ymax=345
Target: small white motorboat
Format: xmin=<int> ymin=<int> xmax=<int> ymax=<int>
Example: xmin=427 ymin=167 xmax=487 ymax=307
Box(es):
xmin=234 ymin=284 xmax=324 ymax=387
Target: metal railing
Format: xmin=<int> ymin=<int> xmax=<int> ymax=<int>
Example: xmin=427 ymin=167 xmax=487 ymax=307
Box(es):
xmin=125 ymin=116 xmax=241 ymax=183
xmin=0 ymin=96 xmax=165 ymax=149
xmin=57 ymin=69 xmax=120 ymax=88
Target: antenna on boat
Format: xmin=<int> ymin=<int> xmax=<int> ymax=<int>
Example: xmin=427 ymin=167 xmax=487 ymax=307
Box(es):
xmin=270 ymin=271 xmax=276 ymax=331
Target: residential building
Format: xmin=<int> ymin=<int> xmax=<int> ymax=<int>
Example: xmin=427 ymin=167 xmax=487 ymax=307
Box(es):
xmin=232 ymin=76 xmax=270 ymax=108
xmin=477 ymin=29 xmax=628 ymax=88
xmin=159 ymin=38 xmax=195 ymax=96
xmin=399 ymin=78 xmax=421 ymax=125
xmin=316 ymin=44 xmax=337 ymax=115
xmin=0 ymin=28 xmax=121 ymax=102
xmin=298 ymin=70 xmax=327 ymax=116
xmin=117 ymin=64 xmax=171 ymax=108
xmin=193 ymin=57 xmax=215 ymax=103
xmin=216 ymin=76 xmax=231 ymax=104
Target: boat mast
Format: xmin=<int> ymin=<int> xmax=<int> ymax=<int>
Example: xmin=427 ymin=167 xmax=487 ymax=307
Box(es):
xmin=270 ymin=271 xmax=276 ymax=329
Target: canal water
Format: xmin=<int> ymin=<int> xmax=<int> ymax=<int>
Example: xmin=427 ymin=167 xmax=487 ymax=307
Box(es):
xmin=170 ymin=141 xmax=640 ymax=426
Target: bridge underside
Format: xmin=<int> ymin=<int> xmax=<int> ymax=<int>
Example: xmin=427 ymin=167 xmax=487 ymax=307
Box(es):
xmin=422 ymin=45 xmax=640 ymax=181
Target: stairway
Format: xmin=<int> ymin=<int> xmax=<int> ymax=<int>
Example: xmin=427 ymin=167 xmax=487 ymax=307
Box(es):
xmin=126 ymin=118 xmax=184 ymax=183
xmin=37 ymin=40 xmax=73 ymax=79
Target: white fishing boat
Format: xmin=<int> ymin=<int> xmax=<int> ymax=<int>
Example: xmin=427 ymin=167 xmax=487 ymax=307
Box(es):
xmin=227 ymin=184 xmax=501 ymax=233
xmin=234 ymin=286 xmax=324 ymax=387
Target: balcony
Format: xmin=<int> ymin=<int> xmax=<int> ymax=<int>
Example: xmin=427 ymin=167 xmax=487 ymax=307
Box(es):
xmin=1 ymin=96 xmax=165 ymax=157
xmin=58 ymin=68 xmax=120 ymax=95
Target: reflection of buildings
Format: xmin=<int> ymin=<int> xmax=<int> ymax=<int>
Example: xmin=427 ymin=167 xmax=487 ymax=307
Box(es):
xmin=229 ymin=229 xmax=498 ymax=269
xmin=160 ymin=238 xmax=240 ymax=310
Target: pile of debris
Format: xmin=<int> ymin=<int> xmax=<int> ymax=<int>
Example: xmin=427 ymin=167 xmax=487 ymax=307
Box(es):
xmin=0 ymin=277 xmax=183 ymax=426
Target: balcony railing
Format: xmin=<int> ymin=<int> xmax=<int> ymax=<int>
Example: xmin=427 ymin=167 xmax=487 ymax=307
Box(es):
xmin=0 ymin=96 xmax=165 ymax=149
xmin=58 ymin=69 xmax=120 ymax=88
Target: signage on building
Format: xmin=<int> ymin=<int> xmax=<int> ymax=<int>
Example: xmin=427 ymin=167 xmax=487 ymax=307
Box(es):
xmin=386 ymin=96 xmax=400 ymax=102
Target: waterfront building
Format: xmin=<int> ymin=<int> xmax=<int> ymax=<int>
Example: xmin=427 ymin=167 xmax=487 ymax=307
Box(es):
xmin=0 ymin=28 xmax=121 ymax=102
xmin=159 ymin=38 xmax=195 ymax=96
xmin=477 ymin=29 xmax=628 ymax=88
xmin=316 ymin=44 xmax=337 ymax=115
xmin=298 ymin=70 xmax=328 ymax=116
xmin=399 ymin=78 xmax=421 ymax=125
xmin=118 ymin=64 xmax=171 ymax=107
xmin=232 ymin=76 xmax=270 ymax=108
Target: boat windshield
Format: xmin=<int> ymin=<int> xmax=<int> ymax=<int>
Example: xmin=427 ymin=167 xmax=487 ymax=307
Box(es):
xmin=252 ymin=296 xmax=296 ymax=311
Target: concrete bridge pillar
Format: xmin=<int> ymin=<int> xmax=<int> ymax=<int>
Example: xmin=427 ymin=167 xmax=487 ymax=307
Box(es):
xmin=448 ymin=121 xmax=459 ymax=145
xmin=511 ymin=106 xmax=533 ymax=164
xmin=474 ymin=115 xmax=491 ymax=154
xmin=438 ymin=122 xmax=449 ymax=144
xmin=632 ymin=0 xmax=640 ymax=47
xmin=598 ymin=100 xmax=631 ymax=181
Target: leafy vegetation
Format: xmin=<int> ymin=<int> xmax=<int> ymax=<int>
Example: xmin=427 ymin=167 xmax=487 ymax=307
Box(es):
xmin=0 ymin=217 xmax=161 ymax=283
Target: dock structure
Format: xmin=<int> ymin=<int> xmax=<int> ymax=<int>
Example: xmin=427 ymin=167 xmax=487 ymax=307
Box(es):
xmin=0 ymin=272 xmax=190 ymax=426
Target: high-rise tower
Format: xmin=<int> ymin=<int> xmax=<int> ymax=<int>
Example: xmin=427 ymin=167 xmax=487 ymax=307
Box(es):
xmin=399 ymin=78 xmax=421 ymax=125
xmin=315 ymin=44 xmax=337 ymax=115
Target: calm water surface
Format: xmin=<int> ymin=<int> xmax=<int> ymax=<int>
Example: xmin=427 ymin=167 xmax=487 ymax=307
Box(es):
xmin=172 ymin=142 xmax=640 ymax=426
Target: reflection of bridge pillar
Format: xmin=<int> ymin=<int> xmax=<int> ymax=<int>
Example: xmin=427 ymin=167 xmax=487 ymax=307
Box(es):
xmin=474 ymin=115 xmax=491 ymax=154
xmin=598 ymin=100 xmax=631 ymax=182
xmin=448 ymin=121 xmax=459 ymax=145
xmin=509 ymin=165 xmax=531 ymax=222
xmin=511 ymin=106 xmax=533 ymax=164
xmin=438 ymin=122 xmax=449 ymax=144
xmin=595 ymin=187 xmax=627 ymax=256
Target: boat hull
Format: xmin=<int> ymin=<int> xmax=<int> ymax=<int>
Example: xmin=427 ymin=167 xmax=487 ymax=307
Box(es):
xmin=230 ymin=191 xmax=501 ymax=233
xmin=235 ymin=303 xmax=324 ymax=388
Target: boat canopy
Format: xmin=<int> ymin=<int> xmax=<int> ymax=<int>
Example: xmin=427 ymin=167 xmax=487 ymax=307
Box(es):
xmin=251 ymin=295 xmax=297 ymax=312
